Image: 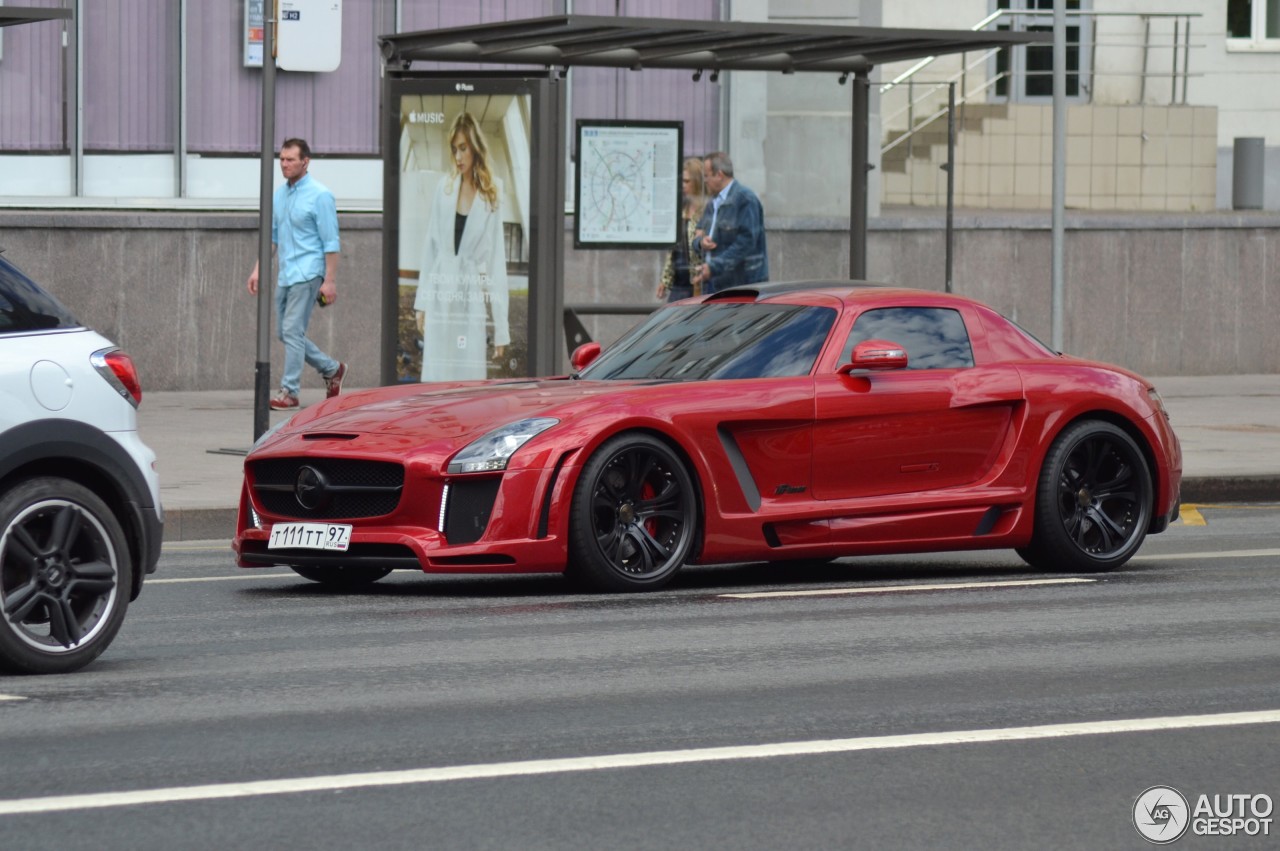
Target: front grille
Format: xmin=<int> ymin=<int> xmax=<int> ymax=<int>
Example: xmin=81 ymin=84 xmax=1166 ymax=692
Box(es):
xmin=443 ymin=478 xmax=501 ymax=544
xmin=250 ymin=457 xmax=404 ymax=520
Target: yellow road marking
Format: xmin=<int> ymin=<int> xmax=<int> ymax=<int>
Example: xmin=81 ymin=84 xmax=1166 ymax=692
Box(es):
xmin=1180 ymin=504 xmax=1206 ymax=526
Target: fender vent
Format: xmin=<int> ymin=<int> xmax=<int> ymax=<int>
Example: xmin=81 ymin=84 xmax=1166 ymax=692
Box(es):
xmin=443 ymin=478 xmax=501 ymax=544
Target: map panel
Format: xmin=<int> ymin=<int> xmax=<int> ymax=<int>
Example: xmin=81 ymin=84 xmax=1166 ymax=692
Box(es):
xmin=575 ymin=122 xmax=681 ymax=248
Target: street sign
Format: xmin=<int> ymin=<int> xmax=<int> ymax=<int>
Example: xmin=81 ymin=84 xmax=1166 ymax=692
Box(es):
xmin=277 ymin=0 xmax=342 ymax=73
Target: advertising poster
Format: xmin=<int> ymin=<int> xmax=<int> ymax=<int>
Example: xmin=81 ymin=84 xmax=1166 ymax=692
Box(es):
xmin=396 ymin=89 xmax=532 ymax=382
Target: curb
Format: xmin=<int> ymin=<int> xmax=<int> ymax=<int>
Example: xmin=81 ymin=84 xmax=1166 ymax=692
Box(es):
xmin=163 ymin=508 xmax=238 ymax=542
xmin=1180 ymin=475 xmax=1280 ymax=505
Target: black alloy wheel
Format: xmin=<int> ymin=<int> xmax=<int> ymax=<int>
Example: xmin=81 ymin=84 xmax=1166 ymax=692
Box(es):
xmin=0 ymin=478 xmax=131 ymax=675
xmin=567 ymin=433 xmax=698 ymax=592
xmin=1019 ymin=420 xmax=1153 ymax=573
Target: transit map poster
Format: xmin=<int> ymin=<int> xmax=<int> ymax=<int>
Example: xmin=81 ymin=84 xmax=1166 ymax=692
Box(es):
xmin=574 ymin=120 xmax=682 ymax=250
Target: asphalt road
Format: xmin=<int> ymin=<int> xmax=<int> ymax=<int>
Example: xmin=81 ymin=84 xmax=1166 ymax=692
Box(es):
xmin=2 ymin=504 xmax=1278 ymax=850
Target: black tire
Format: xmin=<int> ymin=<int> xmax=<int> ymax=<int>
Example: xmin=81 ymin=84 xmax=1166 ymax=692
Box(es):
xmin=0 ymin=477 xmax=132 ymax=675
xmin=1018 ymin=420 xmax=1153 ymax=573
xmin=567 ymin=433 xmax=698 ymax=592
xmin=290 ymin=565 xmax=392 ymax=588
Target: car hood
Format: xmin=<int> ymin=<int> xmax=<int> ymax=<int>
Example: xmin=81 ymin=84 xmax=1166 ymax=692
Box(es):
xmin=271 ymin=379 xmax=657 ymax=444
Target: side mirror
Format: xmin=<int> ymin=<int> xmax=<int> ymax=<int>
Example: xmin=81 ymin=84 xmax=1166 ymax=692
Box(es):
xmin=838 ymin=338 xmax=908 ymax=374
xmin=570 ymin=341 xmax=602 ymax=372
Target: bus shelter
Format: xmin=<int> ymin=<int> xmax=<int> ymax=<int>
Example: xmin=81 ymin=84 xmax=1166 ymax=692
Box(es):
xmin=378 ymin=15 xmax=1039 ymax=383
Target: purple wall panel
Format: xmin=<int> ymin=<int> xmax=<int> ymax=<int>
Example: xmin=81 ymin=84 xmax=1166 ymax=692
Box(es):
xmin=190 ymin=0 xmax=394 ymax=155
xmin=0 ymin=0 xmax=718 ymax=157
xmin=400 ymin=0 xmax=564 ymax=74
xmin=187 ymin=0 xmax=265 ymax=154
xmin=83 ymin=0 xmax=176 ymax=152
xmin=0 ymin=0 xmax=65 ymax=151
xmin=272 ymin=2 xmax=392 ymax=156
xmin=570 ymin=0 xmax=721 ymax=160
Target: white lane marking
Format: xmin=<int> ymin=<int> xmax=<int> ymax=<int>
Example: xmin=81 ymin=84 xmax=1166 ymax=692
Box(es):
xmin=0 ymin=710 xmax=1275 ymax=816
xmin=1134 ymin=548 xmax=1280 ymax=561
xmin=720 ymin=577 xmax=1095 ymax=600
xmin=149 ymin=573 xmax=296 ymax=585
xmin=0 ymin=694 xmax=27 ymax=703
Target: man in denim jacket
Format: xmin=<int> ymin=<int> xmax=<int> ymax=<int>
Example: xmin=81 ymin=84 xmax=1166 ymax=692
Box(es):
xmin=692 ymin=152 xmax=768 ymax=293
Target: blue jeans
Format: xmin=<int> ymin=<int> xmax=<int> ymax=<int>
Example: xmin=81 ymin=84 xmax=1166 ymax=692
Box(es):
xmin=274 ymin=276 xmax=338 ymax=396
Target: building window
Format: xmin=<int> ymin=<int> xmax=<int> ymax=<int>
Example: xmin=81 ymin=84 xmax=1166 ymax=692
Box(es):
xmin=992 ymin=1 xmax=1090 ymax=103
xmin=1227 ymin=0 xmax=1280 ymax=49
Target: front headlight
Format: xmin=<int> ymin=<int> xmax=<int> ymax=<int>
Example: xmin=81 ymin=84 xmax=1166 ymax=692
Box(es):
xmin=448 ymin=417 xmax=559 ymax=474
xmin=1147 ymin=387 xmax=1171 ymax=420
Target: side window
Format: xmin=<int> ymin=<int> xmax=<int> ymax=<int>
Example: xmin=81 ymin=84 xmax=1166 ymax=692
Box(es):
xmin=841 ymin=307 xmax=974 ymax=370
xmin=0 ymin=258 xmax=80 ymax=334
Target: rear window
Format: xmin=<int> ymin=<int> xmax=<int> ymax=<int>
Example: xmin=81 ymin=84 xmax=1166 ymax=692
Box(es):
xmin=0 ymin=255 xmax=80 ymax=334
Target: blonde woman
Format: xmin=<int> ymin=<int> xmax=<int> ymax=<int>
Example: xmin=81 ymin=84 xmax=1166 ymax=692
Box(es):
xmin=415 ymin=112 xmax=510 ymax=381
xmin=656 ymin=157 xmax=708 ymax=302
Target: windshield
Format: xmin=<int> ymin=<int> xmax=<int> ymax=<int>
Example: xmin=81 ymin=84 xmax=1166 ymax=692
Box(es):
xmin=579 ymin=302 xmax=837 ymax=381
xmin=0 ymin=255 xmax=81 ymax=334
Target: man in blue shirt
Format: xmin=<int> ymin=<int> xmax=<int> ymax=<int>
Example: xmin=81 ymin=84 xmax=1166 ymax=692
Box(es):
xmin=247 ymin=138 xmax=347 ymax=410
xmin=692 ymin=152 xmax=768 ymax=293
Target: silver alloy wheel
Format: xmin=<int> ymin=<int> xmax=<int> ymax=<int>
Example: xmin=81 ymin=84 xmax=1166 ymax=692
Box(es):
xmin=1 ymin=498 xmax=120 ymax=654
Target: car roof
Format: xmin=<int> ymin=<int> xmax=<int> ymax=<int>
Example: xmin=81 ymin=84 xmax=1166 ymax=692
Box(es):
xmin=704 ymin=280 xmax=979 ymax=309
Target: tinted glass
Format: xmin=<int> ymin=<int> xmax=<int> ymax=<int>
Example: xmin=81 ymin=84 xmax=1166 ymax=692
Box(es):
xmin=842 ymin=306 xmax=974 ymax=370
xmin=0 ymin=256 xmax=81 ymax=333
xmin=581 ymin=303 xmax=837 ymax=381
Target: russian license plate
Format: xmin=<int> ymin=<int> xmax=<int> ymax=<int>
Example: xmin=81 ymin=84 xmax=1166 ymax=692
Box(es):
xmin=268 ymin=522 xmax=352 ymax=552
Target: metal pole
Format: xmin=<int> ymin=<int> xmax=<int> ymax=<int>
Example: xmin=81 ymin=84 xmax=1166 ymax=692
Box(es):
xmin=176 ymin=0 xmax=187 ymax=197
xmin=72 ymin=0 xmax=83 ymax=196
xmin=253 ymin=5 xmax=277 ymax=441
xmin=906 ymin=78 xmax=914 ymax=163
xmin=944 ymin=82 xmax=955 ymax=294
xmin=1051 ymin=1 xmax=1066 ymax=352
xmin=1171 ymin=18 xmax=1179 ymax=104
xmin=850 ymin=69 xmax=869 ymax=280
xmin=1140 ymin=16 xmax=1150 ymax=104
xmin=1181 ymin=16 xmax=1191 ymax=104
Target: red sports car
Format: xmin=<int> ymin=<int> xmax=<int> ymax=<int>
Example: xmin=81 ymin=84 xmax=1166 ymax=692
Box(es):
xmin=234 ymin=282 xmax=1182 ymax=592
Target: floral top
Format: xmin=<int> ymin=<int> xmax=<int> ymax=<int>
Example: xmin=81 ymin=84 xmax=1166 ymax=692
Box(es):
xmin=660 ymin=212 xmax=705 ymax=297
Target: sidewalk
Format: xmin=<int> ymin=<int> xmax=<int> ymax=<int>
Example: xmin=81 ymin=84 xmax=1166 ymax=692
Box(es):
xmin=138 ymin=375 xmax=1280 ymax=542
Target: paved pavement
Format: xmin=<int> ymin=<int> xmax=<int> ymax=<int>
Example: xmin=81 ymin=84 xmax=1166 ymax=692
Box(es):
xmin=138 ymin=375 xmax=1280 ymax=542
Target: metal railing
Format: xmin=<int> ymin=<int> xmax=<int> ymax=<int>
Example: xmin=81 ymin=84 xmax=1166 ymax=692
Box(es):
xmin=880 ymin=9 xmax=1202 ymax=158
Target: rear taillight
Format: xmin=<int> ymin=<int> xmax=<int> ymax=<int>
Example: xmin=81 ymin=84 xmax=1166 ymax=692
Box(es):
xmin=91 ymin=348 xmax=142 ymax=407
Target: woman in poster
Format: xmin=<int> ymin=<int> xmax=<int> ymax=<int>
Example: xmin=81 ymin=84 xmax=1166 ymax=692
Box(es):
xmin=414 ymin=111 xmax=510 ymax=381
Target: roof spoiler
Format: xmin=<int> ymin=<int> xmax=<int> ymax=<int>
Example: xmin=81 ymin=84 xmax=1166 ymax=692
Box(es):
xmin=704 ymin=280 xmax=886 ymax=302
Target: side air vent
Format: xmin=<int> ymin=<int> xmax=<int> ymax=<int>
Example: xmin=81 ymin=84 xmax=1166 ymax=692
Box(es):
xmin=443 ymin=478 xmax=501 ymax=544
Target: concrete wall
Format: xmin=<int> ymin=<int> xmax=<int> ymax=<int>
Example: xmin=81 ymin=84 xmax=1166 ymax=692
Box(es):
xmin=2 ymin=209 xmax=1277 ymax=393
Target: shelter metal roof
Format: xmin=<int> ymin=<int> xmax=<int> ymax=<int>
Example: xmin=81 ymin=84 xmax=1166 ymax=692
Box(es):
xmin=1 ymin=6 xmax=71 ymax=28
xmin=379 ymin=14 xmax=1042 ymax=75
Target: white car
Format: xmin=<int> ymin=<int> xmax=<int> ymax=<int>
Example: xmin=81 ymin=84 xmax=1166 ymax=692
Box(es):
xmin=0 ymin=251 xmax=162 ymax=674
